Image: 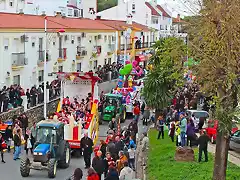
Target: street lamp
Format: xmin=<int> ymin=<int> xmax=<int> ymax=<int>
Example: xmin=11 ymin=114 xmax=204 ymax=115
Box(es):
xmin=43 ymin=17 xmax=65 ymax=119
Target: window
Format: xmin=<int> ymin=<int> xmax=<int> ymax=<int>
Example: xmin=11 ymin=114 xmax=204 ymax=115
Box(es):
xmin=32 ymin=42 xmax=35 ymax=47
xmin=79 ymin=9 xmax=83 ymax=17
xmin=68 ymin=8 xmax=73 ymax=16
xmin=132 ymin=4 xmax=135 ymax=10
xmin=104 ymin=35 xmax=107 ymax=42
xmin=165 ymin=25 xmax=168 ymax=30
xmin=93 ymin=60 xmax=98 ymax=69
xmin=9 ymin=1 xmax=13 ymax=7
xmin=104 ymin=59 xmax=107 ymax=65
xmin=160 ymin=25 xmax=164 ymax=30
xmin=58 ymin=66 xmax=63 ymax=72
xmin=74 ymin=9 xmax=78 ymax=17
xmin=4 ymin=38 xmax=9 ymax=50
xmin=13 ymin=75 xmax=20 ymax=85
xmin=38 ymin=70 xmax=44 ymax=82
xmin=77 ymin=63 xmax=82 ymax=72
xmin=146 ymin=13 xmax=148 ymax=18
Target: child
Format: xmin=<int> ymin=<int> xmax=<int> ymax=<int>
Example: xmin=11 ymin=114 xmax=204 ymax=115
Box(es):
xmin=128 ymin=144 xmax=136 ymax=171
xmin=169 ymin=121 xmax=175 ymax=142
xmin=175 ymin=121 xmax=181 ymax=146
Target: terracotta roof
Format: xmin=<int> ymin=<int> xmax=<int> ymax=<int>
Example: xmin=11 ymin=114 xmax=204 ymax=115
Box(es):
xmin=0 ymin=12 xmax=114 ymax=31
xmin=173 ymin=17 xmax=186 ymax=23
xmin=145 ymin=2 xmax=160 ymax=16
xmin=156 ymin=5 xmax=171 ymax=18
xmin=96 ymin=19 xmax=150 ymax=32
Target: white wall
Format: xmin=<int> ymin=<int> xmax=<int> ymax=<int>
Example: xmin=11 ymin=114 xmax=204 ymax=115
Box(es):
xmin=0 ymin=30 xmax=116 ymax=90
xmin=0 ymin=0 xmax=97 ymax=19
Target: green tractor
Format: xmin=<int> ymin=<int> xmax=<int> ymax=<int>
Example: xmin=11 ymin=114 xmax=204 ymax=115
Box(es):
xmin=100 ymin=93 xmax=126 ymax=122
xmin=20 ymin=119 xmax=71 ymax=178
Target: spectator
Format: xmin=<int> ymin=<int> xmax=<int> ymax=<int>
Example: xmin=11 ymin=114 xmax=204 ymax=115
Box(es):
xmin=157 ymin=114 xmax=165 ymax=140
xmin=92 ymin=151 xmax=105 ymax=180
xmin=179 ymin=112 xmax=187 ymax=146
xmin=198 ymin=130 xmax=209 ymax=162
xmin=106 ymin=138 xmax=117 ymax=161
xmin=99 ymin=140 xmax=107 ymax=159
xmin=119 ymin=161 xmax=134 ymax=180
xmin=13 ymin=129 xmax=22 ymax=160
xmin=4 ymin=125 xmax=13 ymax=152
xmin=128 ymin=144 xmax=136 ymax=171
xmin=105 ymin=167 xmax=119 ymax=180
xmin=87 ymin=168 xmax=99 ymax=180
xmin=116 ymin=151 xmax=128 ymax=173
xmin=140 ymin=132 xmax=149 ymax=166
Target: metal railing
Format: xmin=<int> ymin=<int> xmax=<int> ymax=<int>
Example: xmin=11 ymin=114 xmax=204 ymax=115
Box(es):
xmin=38 ymin=50 xmax=51 ymax=61
xmin=12 ymin=52 xmax=27 ymax=66
xmin=120 ymin=44 xmax=132 ymax=51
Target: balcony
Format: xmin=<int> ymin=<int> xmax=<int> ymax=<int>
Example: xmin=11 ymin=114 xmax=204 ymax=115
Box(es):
xmin=12 ymin=52 xmax=28 ymax=70
xmin=57 ymin=48 xmax=67 ymax=63
xmin=93 ymin=46 xmax=102 ymax=55
xmin=38 ymin=50 xmax=51 ymax=66
xmin=120 ymin=44 xmax=132 ymax=51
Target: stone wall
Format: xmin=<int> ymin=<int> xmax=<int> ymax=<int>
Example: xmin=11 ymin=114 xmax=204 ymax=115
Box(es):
xmin=0 ymin=98 xmax=59 ymax=127
xmin=98 ymin=79 xmax=117 ymax=94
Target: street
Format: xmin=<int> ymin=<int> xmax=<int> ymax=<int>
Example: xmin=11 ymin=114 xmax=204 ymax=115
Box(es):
xmin=0 ymin=118 xmax=148 ymax=180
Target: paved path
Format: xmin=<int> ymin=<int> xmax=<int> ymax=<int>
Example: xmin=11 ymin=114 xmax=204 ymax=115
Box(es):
xmin=0 ymin=118 xmax=147 ymax=180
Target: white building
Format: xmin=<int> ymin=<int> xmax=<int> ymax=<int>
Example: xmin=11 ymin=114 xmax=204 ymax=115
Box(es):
xmin=97 ymin=0 xmax=173 ymax=38
xmin=0 ymin=0 xmax=97 ymax=18
xmin=171 ymin=14 xmax=188 ymax=42
xmin=0 ymin=13 xmax=116 ymax=89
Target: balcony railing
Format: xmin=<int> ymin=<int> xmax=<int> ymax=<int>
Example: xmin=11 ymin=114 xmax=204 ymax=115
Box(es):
xmin=120 ymin=44 xmax=132 ymax=51
xmin=38 ymin=50 xmax=51 ymax=61
xmin=59 ymin=48 xmax=67 ymax=59
xmin=12 ymin=52 xmax=27 ymax=66
xmin=93 ymin=46 xmax=102 ymax=54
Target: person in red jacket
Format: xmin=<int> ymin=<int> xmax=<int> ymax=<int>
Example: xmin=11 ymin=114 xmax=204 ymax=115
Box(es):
xmin=87 ymin=167 xmax=99 ymax=180
xmin=63 ymin=96 xmax=71 ymax=106
xmin=133 ymin=105 xmax=140 ymax=122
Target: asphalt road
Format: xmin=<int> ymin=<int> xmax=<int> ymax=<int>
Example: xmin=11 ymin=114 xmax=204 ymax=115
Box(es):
xmin=0 ymin=118 xmax=148 ymax=180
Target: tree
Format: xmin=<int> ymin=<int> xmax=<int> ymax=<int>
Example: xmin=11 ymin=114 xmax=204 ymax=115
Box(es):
xmin=97 ymin=0 xmax=117 ymax=12
xmin=189 ymin=1 xmax=240 ymax=179
xmin=143 ymin=37 xmax=187 ymax=118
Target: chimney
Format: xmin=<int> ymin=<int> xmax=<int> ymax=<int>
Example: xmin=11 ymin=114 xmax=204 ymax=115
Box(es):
xmin=177 ymin=14 xmax=181 ymax=22
xmin=55 ymin=12 xmax=62 ymax=17
xmin=41 ymin=11 xmax=46 ymax=16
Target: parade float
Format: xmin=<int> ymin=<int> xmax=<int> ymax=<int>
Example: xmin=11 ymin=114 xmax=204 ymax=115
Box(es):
xmin=54 ymin=72 xmax=100 ymax=156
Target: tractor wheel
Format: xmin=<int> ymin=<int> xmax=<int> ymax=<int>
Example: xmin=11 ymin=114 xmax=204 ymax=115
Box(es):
xmin=121 ymin=107 xmax=127 ymax=123
xmin=48 ymin=158 xmax=57 ymax=178
xmin=20 ymin=157 xmax=31 ymax=177
xmin=58 ymin=142 xmax=71 ymax=169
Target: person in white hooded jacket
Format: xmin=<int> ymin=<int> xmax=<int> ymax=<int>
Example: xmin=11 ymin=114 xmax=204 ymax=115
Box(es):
xmin=119 ymin=161 xmax=135 ymax=180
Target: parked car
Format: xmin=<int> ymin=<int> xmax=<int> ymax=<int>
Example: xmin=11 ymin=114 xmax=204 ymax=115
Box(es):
xmin=205 ymin=120 xmax=238 ymax=144
xmin=186 ymin=110 xmax=209 ymax=127
xmin=229 ymin=130 xmax=240 ymax=152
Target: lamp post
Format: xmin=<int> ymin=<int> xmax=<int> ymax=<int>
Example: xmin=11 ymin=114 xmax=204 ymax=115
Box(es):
xmin=43 ymin=17 xmax=65 ymax=119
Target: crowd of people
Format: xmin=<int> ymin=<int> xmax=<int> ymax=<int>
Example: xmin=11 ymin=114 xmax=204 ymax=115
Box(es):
xmin=0 ymin=80 xmax=61 ymax=113
xmin=96 ymin=63 xmax=123 ymax=83
xmin=76 ymin=118 xmax=148 ymax=180
xmin=154 ymin=82 xmax=210 ymax=163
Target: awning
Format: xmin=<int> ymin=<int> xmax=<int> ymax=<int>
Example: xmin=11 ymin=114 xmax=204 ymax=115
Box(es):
xmin=55 ymin=72 xmax=101 ymax=82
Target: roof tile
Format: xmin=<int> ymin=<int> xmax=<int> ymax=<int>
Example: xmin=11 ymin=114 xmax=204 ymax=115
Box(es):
xmin=145 ymin=2 xmax=160 ymax=16
xmin=96 ymin=19 xmax=150 ymax=32
xmin=156 ymin=5 xmax=171 ymax=18
xmin=0 ymin=12 xmax=114 ymax=30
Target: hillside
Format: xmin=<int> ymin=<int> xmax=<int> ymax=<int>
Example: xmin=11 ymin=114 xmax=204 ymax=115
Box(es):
xmin=97 ymin=0 xmax=117 ymax=12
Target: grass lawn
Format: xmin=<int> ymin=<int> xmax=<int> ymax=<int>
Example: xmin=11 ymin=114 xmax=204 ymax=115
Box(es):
xmin=147 ymin=129 xmax=240 ymax=180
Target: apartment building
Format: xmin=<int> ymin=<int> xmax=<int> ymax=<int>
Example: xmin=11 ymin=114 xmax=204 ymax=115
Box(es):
xmin=0 ymin=0 xmax=97 ymax=18
xmin=0 ymin=12 xmax=116 ymax=89
xmin=96 ymin=17 xmax=156 ymax=65
xmin=97 ymin=0 xmax=173 ymax=39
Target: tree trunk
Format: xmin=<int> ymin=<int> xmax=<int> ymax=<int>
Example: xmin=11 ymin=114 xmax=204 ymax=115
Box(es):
xmin=154 ymin=109 xmax=161 ymax=125
xmin=213 ymin=131 xmax=230 ymax=180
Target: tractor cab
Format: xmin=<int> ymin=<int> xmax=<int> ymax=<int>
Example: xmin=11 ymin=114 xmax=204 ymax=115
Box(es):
xmin=20 ymin=119 xmax=71 ymax=179
xmin=101 ymin=94 xmax=126 ymax=122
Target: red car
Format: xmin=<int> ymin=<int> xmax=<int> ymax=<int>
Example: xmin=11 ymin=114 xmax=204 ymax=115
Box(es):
xmin=205 ymin=120 xmax=238 ymax=144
